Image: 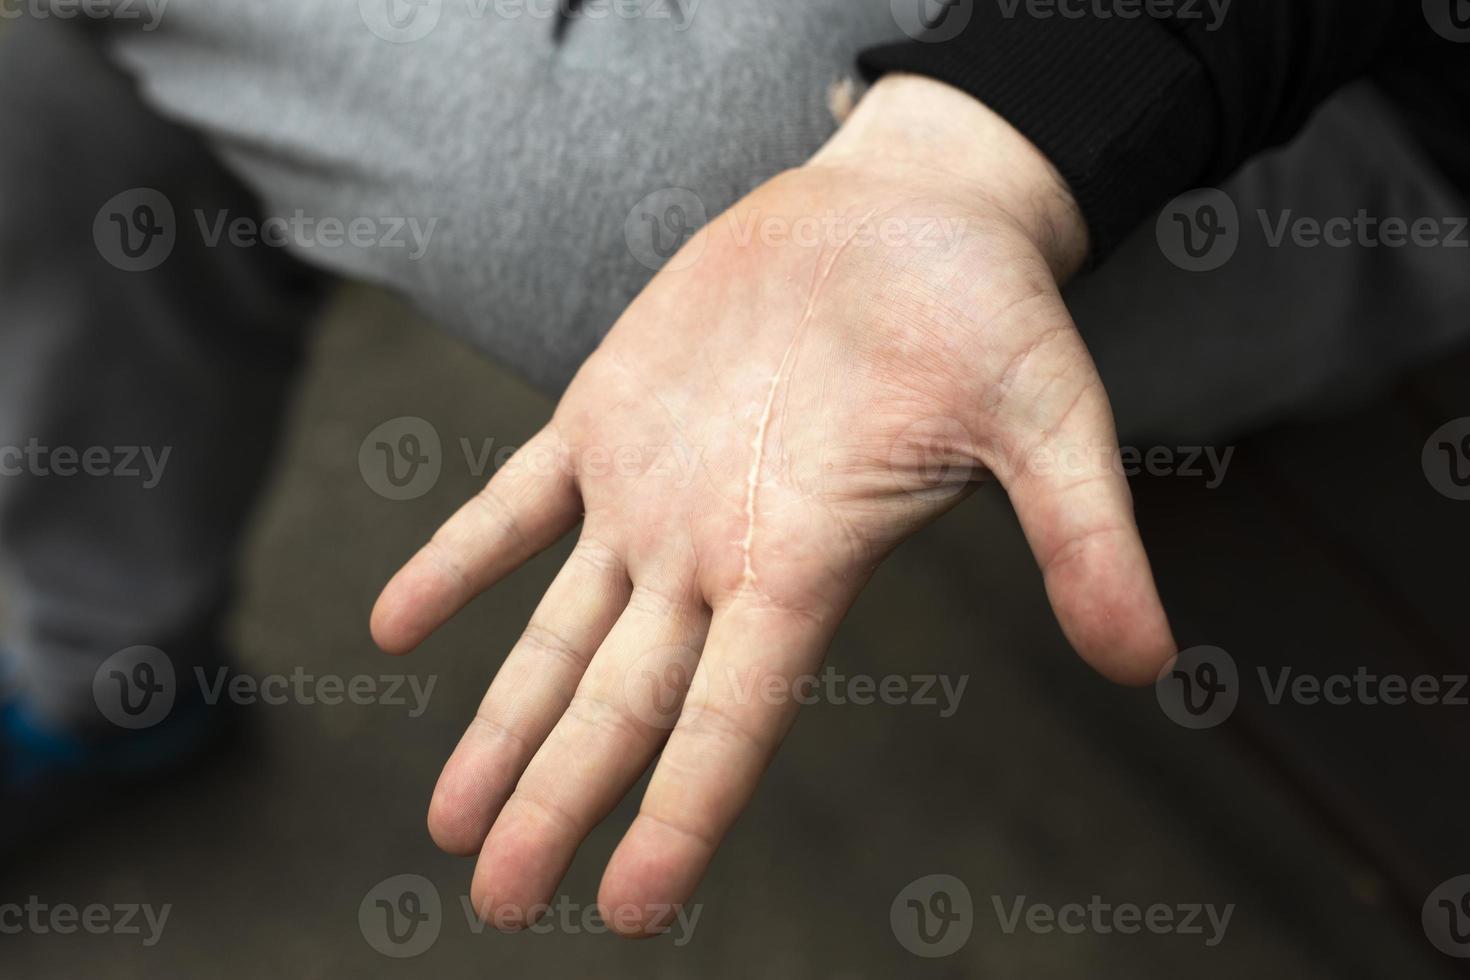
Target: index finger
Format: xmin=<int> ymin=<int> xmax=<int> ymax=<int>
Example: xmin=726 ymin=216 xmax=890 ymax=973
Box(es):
xmin=371 ymin=425 xmax=582 ymax=655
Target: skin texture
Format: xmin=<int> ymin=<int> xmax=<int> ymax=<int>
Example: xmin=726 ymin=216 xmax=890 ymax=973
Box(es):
xmin=371 ymin=74 xmax=1176 ymax=936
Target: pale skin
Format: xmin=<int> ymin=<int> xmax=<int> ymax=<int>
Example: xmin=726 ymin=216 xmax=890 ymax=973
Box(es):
xmin=371 ymin=73 xmax=1176 ymax=936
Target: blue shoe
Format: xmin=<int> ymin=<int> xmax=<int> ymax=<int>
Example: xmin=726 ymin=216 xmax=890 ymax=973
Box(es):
xmin=1 ymin=693 xmax=233 ymax=790
xmin=0 ymin=650 xmax=246 ymax=856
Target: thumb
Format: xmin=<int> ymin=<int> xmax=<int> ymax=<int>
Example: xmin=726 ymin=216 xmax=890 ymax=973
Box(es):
xmin=989 ymin=335 xmax=1176 ymax=686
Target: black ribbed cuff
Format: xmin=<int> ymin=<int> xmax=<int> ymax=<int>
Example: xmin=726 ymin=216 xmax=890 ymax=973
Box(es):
xmin=859 ymin=8 xmax=1220 ymax=263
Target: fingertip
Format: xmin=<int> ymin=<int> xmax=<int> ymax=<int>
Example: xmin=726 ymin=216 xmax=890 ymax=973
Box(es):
xmin=467 ymin=871 xmax=546 ymax=934
xmin=370 ymin=559 xmax=451 ymax=655
xmin=1068 ymin=604 xmax=1176 ymax=688
xmin=1044 ymin=535 xmax=1176 ymax=686
xmin=369 ymin=590 xmax=415 ymax=656
xmin=426 ymin=729 xmax=528 ymax=856
xmin=599 ymin=815 xmax=709 ymax=938
xmin=369 ymin=600 xmax=417 ymax=657
xmin=468 ymin=799 xmax=578 ymax=932
xmin=465 ymin=880 xmax=544 ymax=932
xmin=426 ymin=781 xmax=491 ymax=857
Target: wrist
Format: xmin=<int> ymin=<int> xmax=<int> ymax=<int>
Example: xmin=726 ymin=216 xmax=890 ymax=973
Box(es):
xmin=809 ymin=73 xmax=1089 ymax=281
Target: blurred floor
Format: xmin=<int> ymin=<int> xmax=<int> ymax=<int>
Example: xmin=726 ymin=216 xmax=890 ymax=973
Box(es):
xmin=0 ymin=286 xmax=1459 ymax=978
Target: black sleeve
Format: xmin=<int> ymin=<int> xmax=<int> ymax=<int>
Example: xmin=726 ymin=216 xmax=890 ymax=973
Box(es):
xmin=859 ymin=2 xmax=1423 ymax=261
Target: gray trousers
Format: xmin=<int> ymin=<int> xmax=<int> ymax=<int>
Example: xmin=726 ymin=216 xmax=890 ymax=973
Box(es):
xmin=3 ymin=6 xmax=1468 ymax=726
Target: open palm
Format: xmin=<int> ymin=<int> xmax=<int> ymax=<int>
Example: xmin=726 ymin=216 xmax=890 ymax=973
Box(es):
xmin=372 ymin=91 xmax=1175 ymax=935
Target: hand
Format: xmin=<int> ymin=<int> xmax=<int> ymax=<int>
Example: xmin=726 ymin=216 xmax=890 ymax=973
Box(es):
xmin=371 ymin=73 xmax=1175 ymax=935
